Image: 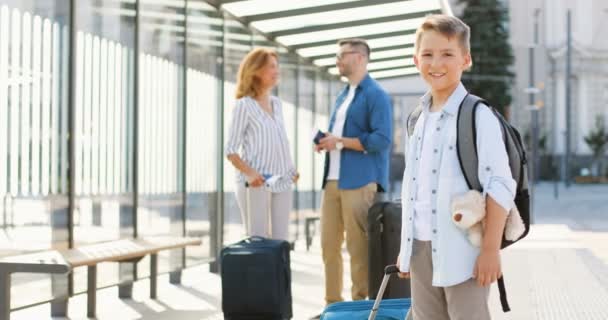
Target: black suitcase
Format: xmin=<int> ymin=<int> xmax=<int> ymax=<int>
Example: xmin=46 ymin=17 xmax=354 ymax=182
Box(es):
xmin=221 ymin=236 xmax=292 ymax=320
xmin=368 ymin=201 xmax=411 ymax=300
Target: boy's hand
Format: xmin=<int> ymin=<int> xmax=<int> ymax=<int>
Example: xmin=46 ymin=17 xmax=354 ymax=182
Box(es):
xmin=396 ymin=255 xmax=410 ymax=279
xmin=473 ymin=248 xmax=502 ymax=287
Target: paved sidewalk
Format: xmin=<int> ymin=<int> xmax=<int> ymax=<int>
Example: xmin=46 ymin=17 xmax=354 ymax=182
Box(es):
xmin=489 ymin=183 xmax=608 ymax=320
xmin=12 ymin=183 xmax=608 ymax=319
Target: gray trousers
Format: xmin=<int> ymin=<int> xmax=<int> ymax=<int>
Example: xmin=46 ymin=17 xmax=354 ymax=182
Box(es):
xmin=410 ymin=240 xmax=491 ymax=320
xmin=236 ymin=184 xmax=293 ymax=241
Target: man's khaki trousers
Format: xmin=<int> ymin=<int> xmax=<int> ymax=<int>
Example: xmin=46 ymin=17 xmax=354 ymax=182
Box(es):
xmin=320 ymin=181 xmax=377 ymax=305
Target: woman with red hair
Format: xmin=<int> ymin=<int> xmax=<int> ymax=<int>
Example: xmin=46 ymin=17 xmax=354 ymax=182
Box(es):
xmin=225 ymin=48 xmax=299 ymax=241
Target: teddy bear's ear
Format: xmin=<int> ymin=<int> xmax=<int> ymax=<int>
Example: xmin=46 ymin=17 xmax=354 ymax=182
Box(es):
xmin=453 ymin=213 xmax=462 ymax=222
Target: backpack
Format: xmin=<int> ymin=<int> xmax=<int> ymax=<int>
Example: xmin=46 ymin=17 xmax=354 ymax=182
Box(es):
xmin=406 ymin=93 xmax=531 ymax=312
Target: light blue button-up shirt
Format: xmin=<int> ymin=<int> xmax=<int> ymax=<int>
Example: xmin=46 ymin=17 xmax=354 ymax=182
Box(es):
xmin=398 ymin=83 xmax=516 ymax=287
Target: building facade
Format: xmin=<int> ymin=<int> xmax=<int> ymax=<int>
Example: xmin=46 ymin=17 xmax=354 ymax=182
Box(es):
xmin=508 ymin=0 xmax=608 ymax=178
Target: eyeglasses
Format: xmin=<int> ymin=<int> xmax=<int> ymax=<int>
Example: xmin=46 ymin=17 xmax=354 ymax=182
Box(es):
xmin=336 ymin=51 xmax=361 ymax=60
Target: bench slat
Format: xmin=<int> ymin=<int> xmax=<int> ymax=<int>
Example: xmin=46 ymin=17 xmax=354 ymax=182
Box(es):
xmin=62 ymin=237 xmax=201 ymax=267
xmin=0 ymin=251 xmax=70 ymax=274
xmin=134 ymin=237 xmax=202 ymax=252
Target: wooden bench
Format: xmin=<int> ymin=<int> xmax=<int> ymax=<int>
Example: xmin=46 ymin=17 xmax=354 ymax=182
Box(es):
xmin=0 ymin=250 xmax=71 ymax=320
xmin=0 ymin=236 xmax=201 ymax=319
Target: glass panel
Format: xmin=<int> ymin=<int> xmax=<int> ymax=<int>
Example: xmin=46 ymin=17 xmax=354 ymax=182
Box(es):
xmin=298 ymin=34 xmax=416 ymax=58
xmin=253 ymin=32 xmax=276 ymax=49
xmin=314 ymin=47 xmax=415 ymax=67
xmin=296 ymin=67 xmax=315 ymax=241
xmin=313 ymin=73 xmax=331 ymax=209
xmin=222 ymin=16 xmax=251 ymax=246
xmin=277 ymin=51 xmax=298 ymax=241
xmin=329 ymin=58 xmax=415 ymax=75
xmin=370 ymin=67 xmax=419 ymax=79
xmin=253 ymin=0 xmax=438 ymax=33
xmin=72 ymin=0 xmax=136 ymax=293
xmin=222 ymin=0 xmax=356 ymax=18
xmin=0 ymin=0 xmax=70 ymax=309
xmin=277 ymin=18 xmax=424 ymax=46
xmin=138 ymin=0 xmax=186 ymax=277
xmin=184 ymin=0 xmax=221 ymax=265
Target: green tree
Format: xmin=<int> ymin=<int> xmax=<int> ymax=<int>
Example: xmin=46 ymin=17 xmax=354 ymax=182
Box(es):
xmin=458 ymin=0 xmax=515 ymax=116
xmin=583 ymin=116 xmax=608 ymax=177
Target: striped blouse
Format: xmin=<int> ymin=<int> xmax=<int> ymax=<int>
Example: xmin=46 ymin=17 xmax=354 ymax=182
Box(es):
xmin=225 ymin=95 xmax=296 ymax=193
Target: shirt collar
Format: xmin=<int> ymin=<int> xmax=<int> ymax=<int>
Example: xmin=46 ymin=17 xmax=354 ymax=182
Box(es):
xmin=420 ymin=82 xmax=468 ymax=117
xmin=357 ymin=73 xmax=372 ymax=88
xmin=343 ymin=73 xmax=371 ymax=91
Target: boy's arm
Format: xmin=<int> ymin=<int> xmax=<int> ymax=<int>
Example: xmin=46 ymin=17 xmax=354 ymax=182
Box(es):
xmin=474 ymin=195 xmax=507 ymax=287
xmin=473 ymin=104 xmax=515 ymax=287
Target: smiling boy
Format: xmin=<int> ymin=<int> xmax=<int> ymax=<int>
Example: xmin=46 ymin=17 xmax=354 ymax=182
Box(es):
xmin=396 ymin=15 xmax=516 ymax=320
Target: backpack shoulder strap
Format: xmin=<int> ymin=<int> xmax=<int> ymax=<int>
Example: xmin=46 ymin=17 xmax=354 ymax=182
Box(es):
xmin=488 ymin=108 xmax=527 ymax=191
xmin=459 ymin=96 xmax=513 ymax=313
xmin=456 ymin=94 xmax=486 ymax=192
xmin=406 ymin=104 xmax=424 ymax=137
xmin=498 ymin=277 xmax=511 ymax=311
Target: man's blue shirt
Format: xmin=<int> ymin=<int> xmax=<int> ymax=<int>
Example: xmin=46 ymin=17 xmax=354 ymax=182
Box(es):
xmin=323 ymin=74 xmax=393 ymax=191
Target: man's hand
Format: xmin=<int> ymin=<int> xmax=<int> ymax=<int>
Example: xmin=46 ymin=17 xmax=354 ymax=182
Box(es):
xmin=473 ymin=248 xmax=502 ymax=287
xmin=396 ymin=255 xmax=410 ymax=279
xmin=292 ymin=172 xmax=300 ymax=183
xmin=318 ymin=133 xmax=340 ymax=151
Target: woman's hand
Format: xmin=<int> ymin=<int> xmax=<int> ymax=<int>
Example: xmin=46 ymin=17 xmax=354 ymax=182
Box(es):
xmin=292 ymin=172 xmax=300 ymax=183
xmin=245 ymin=170 xmax=265 ymax=187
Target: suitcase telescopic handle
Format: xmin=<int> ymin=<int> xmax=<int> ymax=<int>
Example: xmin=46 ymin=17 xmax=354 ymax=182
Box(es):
xmin=384 ymin=264 xmax=399 ymax=275
xmin=369 ymin=264 xmax=400 ymax=320
xmin=243 ymin=236 xmax=265 ymax=243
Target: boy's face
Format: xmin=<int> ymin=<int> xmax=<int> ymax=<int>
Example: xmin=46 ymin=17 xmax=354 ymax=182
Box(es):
xmin=414 ymin=30 xmax=471 ymax=94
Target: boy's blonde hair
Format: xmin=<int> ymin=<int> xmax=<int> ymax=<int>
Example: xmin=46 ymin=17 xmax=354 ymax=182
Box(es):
xmin=236 ymin=48 xmax=278 ymax=99
xmin=414 ymin=14 xmax=471 ymax=55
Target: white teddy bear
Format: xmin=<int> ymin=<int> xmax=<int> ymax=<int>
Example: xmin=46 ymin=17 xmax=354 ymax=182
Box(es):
xmin=450 ymin=190 xmax=526 ymax=247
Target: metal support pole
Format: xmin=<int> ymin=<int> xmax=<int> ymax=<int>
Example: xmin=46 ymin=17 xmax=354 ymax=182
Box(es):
xmin=169 ymin=270 xmax=182 ymax=284
xmin=565 ymin=10 xmax=572 ymax=187
xmin=50 ymin=273 xmax=69 ymax=316
xmin=118 ymin=261 xmax=134 ymax=298
xmin=175 ymin=0 xmax=189 ymax=275
xmin=61 ymin=0 xmax=78 ymax=304
xmin=87 ymin=265 xmax=97 ymax=318
xmin=133 ymin=0 xmax=141 ymax=238
xmin=0 ymin=272 xmax=10 ymax=320
xmin=550 ymin=56 xmax=559 ymax=199
xmin=150 ymin=253 xmax=158 ymax=299
xmin=530 ymin=9 xmax=540 ymax=185
xmin=209 ymin=12 xmax=226 ymax=275
xmin=294 ymin=64 xmax=300 ymax=241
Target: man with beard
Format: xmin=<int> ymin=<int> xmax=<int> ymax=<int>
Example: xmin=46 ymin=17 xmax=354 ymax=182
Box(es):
xmin=312 ymin=38 xmax=393 ymax=318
